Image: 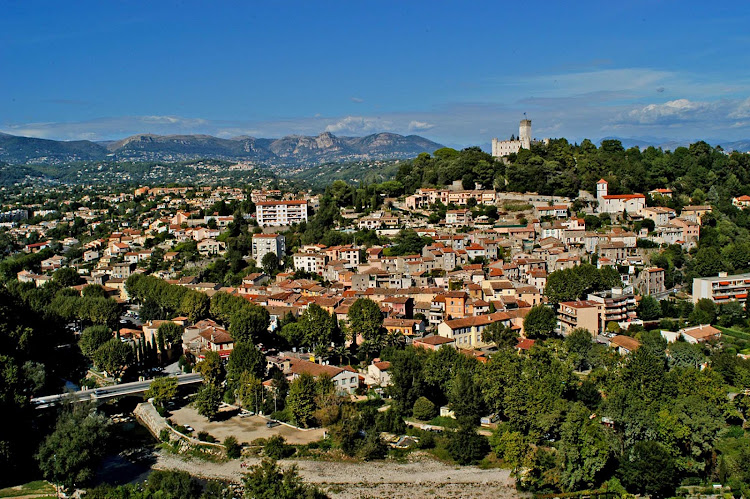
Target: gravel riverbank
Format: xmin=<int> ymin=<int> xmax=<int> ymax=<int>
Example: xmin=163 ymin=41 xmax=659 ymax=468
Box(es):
xmin=152 ymin=450 xmax=522 ymax=498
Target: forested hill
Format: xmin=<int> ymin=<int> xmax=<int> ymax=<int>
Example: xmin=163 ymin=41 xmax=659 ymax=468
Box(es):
xmin=392 ymin=140 xmax=750 ymax=204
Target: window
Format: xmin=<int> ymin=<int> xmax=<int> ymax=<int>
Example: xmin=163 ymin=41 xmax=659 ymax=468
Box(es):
xmin=333 ymin=380 xmax=338 ymax=386
xmin=351 ymin=377 xmax=356 ymax=384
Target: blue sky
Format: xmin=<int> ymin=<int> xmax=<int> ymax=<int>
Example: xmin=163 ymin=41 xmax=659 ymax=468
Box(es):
xmin=1 ymin=1 xmax=749 ymax=147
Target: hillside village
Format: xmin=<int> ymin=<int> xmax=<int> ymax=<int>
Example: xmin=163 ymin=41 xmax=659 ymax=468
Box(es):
xmin=2 ymin=177 xmax=713 ymax=354
xmin=3 ymin=141 xmax=750 ymax=496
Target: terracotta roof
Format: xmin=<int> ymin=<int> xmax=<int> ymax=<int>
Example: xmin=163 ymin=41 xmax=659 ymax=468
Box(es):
xmin=416 ymin=335 xmax=455 ymax=346
xmin=443 ymin=311 xmax=511 ymax=330
xmin=287 ymin=357 xmax=344 ymax=378
xmin=680 ymin=324 xmax=721 ymax=340
xmin=373 ymin=361 xmax=391 ymax=371
xmin=516 ymin=338 xmax=536 ymax=350
xmin=610 ymin=335 xmax=641 ymax=352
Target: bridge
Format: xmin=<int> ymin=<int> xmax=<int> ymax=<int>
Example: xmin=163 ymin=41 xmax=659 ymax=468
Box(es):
xmin=31 ymin=373 xmax=203 ymax=408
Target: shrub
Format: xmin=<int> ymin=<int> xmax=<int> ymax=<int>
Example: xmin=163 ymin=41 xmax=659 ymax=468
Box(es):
xmin=358 ymin=432 xmax=387 ymax=461
xmin=224 ymin=435 xmax=242 ymax=459
xmin=159 ymin=428 xmax=171 ymax=442
xmin=418 ymin=431 xmax=435 ymax=449
xmin=197 ymin=431 xmax=216 ymax=442
xmin=412 ymin=396 xmax=437 ymax=421
xmin=447 ymin=426 xmax=489 ymax=465
xmin=264 ymin=435 xmax=294 ymax=460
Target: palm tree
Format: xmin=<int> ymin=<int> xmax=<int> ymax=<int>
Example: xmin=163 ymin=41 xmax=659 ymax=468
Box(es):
xmin=386 ymin=330 xmax=406 ymax=348
xmin=332 ymin=344 xmax=350 ymax=365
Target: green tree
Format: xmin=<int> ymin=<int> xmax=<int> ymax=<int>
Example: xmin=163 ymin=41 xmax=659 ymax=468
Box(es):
xmin=81 ymin=284 xmax=108 ymax=299
xmin=565 ymin=328 xmax=593 ymax=371
xmin=147 ymin=470 xmax=202 ymax=498
xmin=287 ymin=373 xmax=317 ymax=428
xmin=243 ymin=459 xmax=329 ymax=499
xmin=224 ymin=435 xmax=242 ymax=459
xmin=412 ymin=396 xmax=437 ymax=421
xmin=144 ymin=376 xmax=178 ymax=407
xmin=261 ymin=252 xmax=279 ymax=275
xmin=668 ymin=341 xmax=705 ymax=368
xmin=157 ymin=322 xmax=184 ymax=348
xmin=79 ymin=325 xmax=112 ymax=358
xmin=36 ymin=407 xmax=110 ymax=489
xmin=447 ymin=426 xmax=489 ymax=465
xmin=227 ymin=342 xmax=265 ymax=383
xmin=53 ymin=267 xmax=81 ymax=287
xmin=386 ymin=347 xmax=425 ymax=414
xmin=347 ymin=298 xmax=384 ymax=351
xmin=448 ymin=367 xmax=486 ymax=426
xmin=618 ymin=441 xmax=677 ymax=498
xmin=229 ymin=306 xmax=270 ymax=344
xmin=194 ymin=384 xmax=223 ymax=420
xmin=180 ymin=291 xmax=210 ymax=323
xmin=690 ymin=298 xmax=717 ymax=325
xmin=264 ymin=435 xmax=294 ymax=460
xmin=196 ymin=351 xmax=225 ymax=387
xmin=490 ymin=428 xmax=527 ymax=472
xmin=559 ymin=402 xmax=618 ymax=491
xmin=235 ymin=370 xmax=263 ymax=413
xmin=638 ymin=295 xmax=662 ymax=321
xmin=523 ymin=305 xmax=557 ymax=339
xmin=93 ymin=338 xmax=133 ymax=378
xmin=481 ymin=322 xmax=519 ymax=350
xmin=719 ymin=300 xmax=745 ymax=327
xmin=298 ymin=304 xmax=338 ymax=349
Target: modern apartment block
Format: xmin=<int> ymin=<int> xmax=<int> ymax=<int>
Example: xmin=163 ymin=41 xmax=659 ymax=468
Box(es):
xmin=252 ymin=233 xmax=286 ymax=264
xmin=692 ymin=272 xmax=750 ymax=304
xmin=255 ymin=200 xmax=308 ymax=227
xmin=557 ymin=300 xmax=601 ymax=336
xmin=587 ymin=289 xmax=638 ymax=329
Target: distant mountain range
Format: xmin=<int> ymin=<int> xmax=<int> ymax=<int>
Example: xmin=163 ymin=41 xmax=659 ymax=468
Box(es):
xmin=599 ymin=136 xmax=750 ymax=153
xmin=0 ymin=131 xmax=443 ymax=166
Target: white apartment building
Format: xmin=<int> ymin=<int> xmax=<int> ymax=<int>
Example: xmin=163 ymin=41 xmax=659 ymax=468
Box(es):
xmin=252 ymin=233 xmax=286 ymax=265
xmin=255 ymin=200 xmax=308 ymax=227
xmin=293 ymin=252 xmax=327 ymax=274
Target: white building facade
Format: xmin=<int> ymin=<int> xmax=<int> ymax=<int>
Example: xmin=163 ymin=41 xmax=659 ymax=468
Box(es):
xmin=256 ymin=200 xmax=308 ymax=227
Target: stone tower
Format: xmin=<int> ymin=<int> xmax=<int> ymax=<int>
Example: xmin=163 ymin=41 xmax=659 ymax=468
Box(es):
xmin=519 ymin=119 xmax=532 ymax=150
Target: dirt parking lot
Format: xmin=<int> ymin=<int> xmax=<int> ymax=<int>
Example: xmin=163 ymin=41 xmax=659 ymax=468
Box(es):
xmin=169 ymin=405 xmax=325 ymax=445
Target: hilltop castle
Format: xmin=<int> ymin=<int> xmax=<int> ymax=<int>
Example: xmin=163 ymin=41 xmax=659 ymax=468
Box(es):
xmin=491 ymin=119 xmax=548 ymax=158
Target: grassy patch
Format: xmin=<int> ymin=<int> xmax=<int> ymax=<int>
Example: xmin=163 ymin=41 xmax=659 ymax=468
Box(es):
xmin=717 ymin=326 xmax=750 ymax=341
xmin=428 ymin=416 xmax=459 ymax=428
xmin=0 ymin=480 xmax=56 ymax=498
xmin=185 ymin=445 xmax=228 ymax=463
xmin=425 ymin=446 xmax=454 ymax=464
xmin=503 ymin=203 xmax=533 ymax=212
xmin=478 ymin=453 xmax=508 ymax=469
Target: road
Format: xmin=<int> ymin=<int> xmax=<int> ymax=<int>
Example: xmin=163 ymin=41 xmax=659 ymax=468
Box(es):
xmin=31 ymin=373 xmax=202 ymax=408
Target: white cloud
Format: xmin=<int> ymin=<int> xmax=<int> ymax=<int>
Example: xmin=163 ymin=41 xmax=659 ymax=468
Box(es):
xmin=729 ymin=97 xmax=750 ymax=119
xmin=324 ymin=116 xmax=392 ymax=134
xmin=350 ymin=97 xmax=364 ymax=103
xmin=408 ymin=120 xmax=434 ymax=131
xmin=621 ymin=99 xmax=714 ymax=124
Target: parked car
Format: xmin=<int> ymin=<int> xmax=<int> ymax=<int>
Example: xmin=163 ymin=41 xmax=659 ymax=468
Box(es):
xmin=266 ymin=420 xmax=279 ymax=428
